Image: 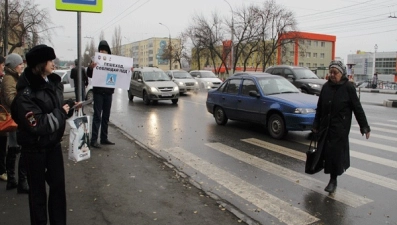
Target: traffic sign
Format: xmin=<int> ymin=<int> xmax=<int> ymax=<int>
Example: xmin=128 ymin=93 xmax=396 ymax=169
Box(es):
xmin=56 ymin=0 xmax=102 ymax=13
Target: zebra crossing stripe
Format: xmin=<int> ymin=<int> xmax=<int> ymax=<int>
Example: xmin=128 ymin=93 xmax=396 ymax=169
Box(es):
xmin=350 ymin=130 xmax=395 ymax=141
xmin=352 ymin=124 xmax=397 ymax=134
xmin=349 ymin=138 xmax=397 ymax=154
xmin=242 ymin=138 xmax=397 ymax=192
xmin=371 ymin=122 xmax=397 ymax=128
xmin=389 ymin=120 xmax=397 ymax=123
xmin=165 ymin=147 xmax=320 ymax=225
xmin=205 ymin=142 xmax=373 ymax=208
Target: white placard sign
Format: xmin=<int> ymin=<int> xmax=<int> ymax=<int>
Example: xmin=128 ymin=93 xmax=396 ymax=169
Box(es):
xmin=91 ymin=52 xmax=133 ymax=90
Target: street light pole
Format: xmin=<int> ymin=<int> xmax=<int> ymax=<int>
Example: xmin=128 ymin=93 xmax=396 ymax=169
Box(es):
xmin=372 ymin=44 xmax=378 ymax=79
xmin=159 ymin=23 xmax=172 ymax=70
xmin=223 ymin=0 xmax=234 ymax=75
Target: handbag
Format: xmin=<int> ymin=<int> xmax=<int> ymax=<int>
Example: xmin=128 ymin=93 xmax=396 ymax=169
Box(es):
xmin=305 ymin=134 xmax=323 ymax=174
xmin=67 ymin=108 xmax=91 ymax=162
xmin=0 ymin=104 xmax=18 ymax=132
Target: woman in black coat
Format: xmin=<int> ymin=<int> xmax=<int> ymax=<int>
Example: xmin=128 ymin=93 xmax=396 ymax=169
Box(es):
xmin=313 ymin=60 xmax=371 ymax=193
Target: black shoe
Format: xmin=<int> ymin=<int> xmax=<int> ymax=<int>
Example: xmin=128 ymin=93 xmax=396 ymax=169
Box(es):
xmin=100 ymin=139 xmax=115 ymax=145
xmin=6 ymin=180 xmax=17 ymax=190
xmin=324 ymin=179 xmax=337 ymax=193
xmin=90 ymin=142 xmax=101 ymax=149
xmin=17 ymin=181 xmax=29 ymax=194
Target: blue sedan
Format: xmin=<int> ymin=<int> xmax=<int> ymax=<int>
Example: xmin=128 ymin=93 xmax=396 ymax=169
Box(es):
xmin=206 ymin=73 xmax=318 ymax=139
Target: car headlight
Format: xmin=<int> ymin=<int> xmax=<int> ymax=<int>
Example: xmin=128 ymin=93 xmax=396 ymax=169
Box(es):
xmin=194 ymin=81 xmax=198 ymax=85
xmin=308 ymin=83 xmax=321 ymax=89
xmin=294 ymin=108 xmax=316 ymax=114
xmin=150 ymin=87 xmax=159 ymax=92
xmin=206 ymin=81 xmax=212 ymax=85
xmin=178 ymin=82 xmax=184 ymax=86
xmin=173 ymin=86 xmax=179 ymax=91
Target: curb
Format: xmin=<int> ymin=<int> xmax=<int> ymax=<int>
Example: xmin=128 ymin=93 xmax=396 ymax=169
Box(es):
xmin=383 ymin=99 xmax=397 ymax=108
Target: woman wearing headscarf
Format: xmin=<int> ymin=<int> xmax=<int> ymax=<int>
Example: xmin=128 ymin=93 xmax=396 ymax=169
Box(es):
xmin=11 ymin=45 xmax=77 ymax=225
xmin=312 ymin=60 xmax=370 ymax=193
xmin=1 ymin=53 xmax=29 ymax=193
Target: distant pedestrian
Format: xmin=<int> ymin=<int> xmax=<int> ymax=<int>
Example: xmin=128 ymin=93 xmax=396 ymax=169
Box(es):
xmin=1 ymin=53 xmax=29 ymax=193
xmin=87 ymin=40 xmax=116 ymax=148
xmin=372 ymin=72 xmax=378 ymax=89
xmin=11 ymin=45 xmax=78 ymax=225
xmin=312 ymin=60 xmax=370 ymax=193
xmin=70 ymin=59 xmax=89 ymax=102
xmin=0 ymin=56 xmax=7 ymax=182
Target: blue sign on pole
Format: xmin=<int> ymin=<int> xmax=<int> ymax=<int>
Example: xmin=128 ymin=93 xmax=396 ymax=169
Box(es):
xmin=62 ymin=0 xmax=96 ymax=5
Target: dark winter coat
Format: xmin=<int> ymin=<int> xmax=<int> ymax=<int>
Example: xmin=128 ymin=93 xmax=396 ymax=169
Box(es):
xmin=11 ymin=67 xmax=74 ymax=152
xmin=313 ymin=76 xmax=370 ymax=175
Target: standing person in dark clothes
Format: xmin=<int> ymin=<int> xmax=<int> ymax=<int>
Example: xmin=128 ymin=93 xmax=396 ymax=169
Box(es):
xmin=312 ymin=60 xmax=370 ymax=193
xmin=0 ymin=56 xmax=7 ymax=182
xmin=11 ymin=45 xmax=79 ymax=225
xmin=70 ymin=59 xmax=89 ymax=102
xmin=86 ymin=40 xmax=115 ymax=148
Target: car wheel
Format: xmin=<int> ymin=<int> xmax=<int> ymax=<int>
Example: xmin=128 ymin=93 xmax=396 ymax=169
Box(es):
xmin=267 ymin=114 xmax=287 ymax=139
xmin=85 ymin=90 xmax=93 ymax=103
xmin=128 ymin=90 xmax=134 ymax=101
xmin=171 ymin=99 xmax=178 ymax=104
xmin=143 ymin=91 xmax=150 ymax=105
xmin=214 ymin=106 xmax=228 ymax=125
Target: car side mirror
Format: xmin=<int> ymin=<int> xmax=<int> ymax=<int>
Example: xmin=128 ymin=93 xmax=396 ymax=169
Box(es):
xmin=248 ymin=90 xmax=260 ymax=98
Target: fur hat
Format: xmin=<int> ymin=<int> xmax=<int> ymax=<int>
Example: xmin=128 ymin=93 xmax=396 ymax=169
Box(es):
xmin=329 ymin=60 xmax=346 ymax=76
xmin=5 ymin=53 xmax=23 ymax=69
xmin=25 ymin=44 xmax=56 ymax=68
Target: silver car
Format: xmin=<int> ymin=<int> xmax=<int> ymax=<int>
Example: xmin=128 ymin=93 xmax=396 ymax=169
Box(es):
xmin=128 ymin=67 xmax=179 ymax=105
xmin=166 ymin=70 xmax=199 ymax=94
xmin=54 ymin=69 xmax=93 ymax=101
xmin=189 ymin=70 xmax=223 ymax=90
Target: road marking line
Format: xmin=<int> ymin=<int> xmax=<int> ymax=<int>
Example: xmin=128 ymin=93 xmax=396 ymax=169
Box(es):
xmin=371 ymin=122 xmax=397 ymax=128
xmin=388 ymin=120 xmax=397 ymax=123
xmin=242 ymin=138 xmax=397 ymax=192
xmin=205 ymin=142 xmax=372 ymax=208
xmin=350 ymin=130 xmax=395 ymax=141
xmin=352 ymin=124 xmax=397 ymax=134
xmin=165 ymin=147 xmax=319 ymax=225
xmin=349 ymin=138 xmax=397 ymax=154
xmin=293 ymin=140 xmax=397 ymax=169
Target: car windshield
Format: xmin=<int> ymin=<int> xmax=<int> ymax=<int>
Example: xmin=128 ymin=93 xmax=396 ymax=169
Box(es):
xmin=173 ymin=71 xmax=193 ymax=79
xmin=258 ymin=77 xmax=300 ymax=95
xmin=293 ymin=68 xmax=319 ymax=79
xmin=200 ymin=71 xmax=217 ymax=78
xmin=143 ymin=71 xmax=171 ymax=82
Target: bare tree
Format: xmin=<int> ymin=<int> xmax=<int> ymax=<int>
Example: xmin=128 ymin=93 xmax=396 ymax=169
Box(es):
xmin=0 ymin=0 xmax=55 ymax=55
xmin=111 ymin=25 xmax=122 ymax=55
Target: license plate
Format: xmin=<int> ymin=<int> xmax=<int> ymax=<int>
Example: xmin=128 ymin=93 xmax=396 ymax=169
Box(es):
xmin=161 ymin=93 xmax=172 ymax=97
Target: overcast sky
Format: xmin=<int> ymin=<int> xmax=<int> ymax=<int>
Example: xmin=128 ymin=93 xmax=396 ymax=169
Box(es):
xmin=40 ymin=0 xmax=397 ymax=63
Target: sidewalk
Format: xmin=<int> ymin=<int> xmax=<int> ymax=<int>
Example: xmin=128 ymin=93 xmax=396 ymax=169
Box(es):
xmin=0 ymin=123 xmax=246 ymax=225
xmin=357 ymin=88 xmax=397 ymax=108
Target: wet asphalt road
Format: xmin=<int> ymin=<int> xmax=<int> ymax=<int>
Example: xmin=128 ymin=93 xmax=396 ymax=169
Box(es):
xmin=109 ymin=89 xmax=396 ymax=225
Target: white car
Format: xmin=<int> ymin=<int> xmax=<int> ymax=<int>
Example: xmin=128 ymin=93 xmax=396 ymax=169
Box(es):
xmin=166 ymin=70 xmax=199 ymax=94
xmin=53 ymin=69 xmax=93 ymax=101
xmin=189 ymin=70 xmax=223 ymax=90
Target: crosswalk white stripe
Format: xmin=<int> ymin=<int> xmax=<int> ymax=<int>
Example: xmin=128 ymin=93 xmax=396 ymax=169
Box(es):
xmin=371 ymin=122 xmax=397 ymax=128
xmin=350 ymin=130 xmax=395 ymax=141
xmin=388 ymin=120 xmax=397 ymax=123
xmin=242 ymin=138 xmax=397 ymax=192
xmin=293 ymin=140 xmax=397 ymax=169
xmin=205 ymin=142 xmax=373 ymax=208
xmin=349 ymin=138 xmax=397 ymax=154
xmin=165 ymin=147 xmax=320 ymax=225
xmin=352 ymin=124 xmax=397 ymax=134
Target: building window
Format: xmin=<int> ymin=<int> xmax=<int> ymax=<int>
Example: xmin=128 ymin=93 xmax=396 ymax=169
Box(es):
xmin=313 ymin=63 xmax=317 ymax=67
xmin=299 ymin=40 xmax=304 ymax=45
xmin=320 ymin=64 xmax=324 ymax=67
xmin=306 ymin=63 xmax=311 ymax=67
xmin=307 ymin=40 xmax=311 ymax=46
xmin=314 ymin=41 xmax=318 ymax=46
xmin=290 ymin=51 xmax=294 ymax=56
xmin=320 ymin=53 xmax=325 ymax=59
xmin=306 ymin=52 xmax=311 ymax=58
xmin=321 ymin=42 xmax=325 ymax=47
xmin=313 ymin=53 xmax=317 ymax=58
xmin=300 ymin=51 xmax=305 ymax=57
xmin=299 ymin=62 xmax=304 ymax=67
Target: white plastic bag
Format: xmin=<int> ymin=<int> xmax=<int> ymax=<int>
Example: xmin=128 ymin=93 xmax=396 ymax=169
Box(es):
xmin=67 ymin=108 xmax=91 ymax=162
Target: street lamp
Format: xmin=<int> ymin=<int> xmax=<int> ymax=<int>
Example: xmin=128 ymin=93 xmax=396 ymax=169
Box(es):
xmin=159 ymin=22 xmax=172 ymax=70
xmin=372 ymin=44 xmax=378 ymax=78
xmin=223 ymin=0 xmax=234 ymax=75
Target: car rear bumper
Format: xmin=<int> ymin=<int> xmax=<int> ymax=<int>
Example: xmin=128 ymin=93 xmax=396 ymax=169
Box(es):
xmin=284 ymin=113 xmax=315 ymax=131
xmin=148 ymin=92 xmax=179 ymax=100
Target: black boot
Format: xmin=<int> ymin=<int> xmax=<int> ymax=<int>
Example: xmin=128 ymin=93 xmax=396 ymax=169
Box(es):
xmin=324 ymin=178 xmax=337 ymax=193
xmin=17 ymin=153 xmax=29 ymax=194
xmin=6 ymin=147 xmax=18 ymax=190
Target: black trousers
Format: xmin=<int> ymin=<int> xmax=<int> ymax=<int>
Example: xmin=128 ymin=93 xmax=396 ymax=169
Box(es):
xmin=0 ymin=135 xmax=7 ymax=174
xmin=25 ymin=143 xmax=66 ymax=225
xmin=91 ymin=92 xmax=113 ymax=143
